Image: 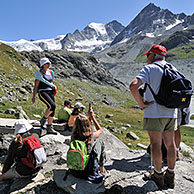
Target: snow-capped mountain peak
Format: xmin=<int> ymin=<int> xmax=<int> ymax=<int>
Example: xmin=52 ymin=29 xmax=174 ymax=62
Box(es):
xmin=88 ymin=22 xmax=107 ymax=36
xmin=1 ymin=20 xmax=124 ymax=53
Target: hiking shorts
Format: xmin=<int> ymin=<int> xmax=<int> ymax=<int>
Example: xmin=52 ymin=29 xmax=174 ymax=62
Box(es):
xmin=3 ymin=165 xmax=29 ymax=179
xmin=143 ymin=118 xmax=177 ymax=132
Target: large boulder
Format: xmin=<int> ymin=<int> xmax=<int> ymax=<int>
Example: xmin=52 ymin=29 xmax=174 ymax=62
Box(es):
xmin=53 ymin=169 xmax=105 ymax=194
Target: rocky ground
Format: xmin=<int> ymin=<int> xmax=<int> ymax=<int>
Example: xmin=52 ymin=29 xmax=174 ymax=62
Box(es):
xmin=0 ymin=119 xmax=194 ymax=194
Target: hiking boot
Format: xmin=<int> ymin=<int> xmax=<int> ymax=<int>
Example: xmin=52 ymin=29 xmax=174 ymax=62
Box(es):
xmin=143 ymin=170 xmax=164 ymax=188
xmin=40 ymin=117 xmax=47 ymax=128
xmin=164 ymin=170 xmax=175 ymax=189
xmin=47 ymin=125 xmax=57 ymax=135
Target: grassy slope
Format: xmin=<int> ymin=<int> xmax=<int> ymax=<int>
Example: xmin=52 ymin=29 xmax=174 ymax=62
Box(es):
xmin=0 ymin=43 xmax=194 ymax=149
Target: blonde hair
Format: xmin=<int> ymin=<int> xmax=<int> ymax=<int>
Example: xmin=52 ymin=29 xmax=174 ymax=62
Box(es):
xmin=14 ymin=132 xmax=30 ymax=144
xmin=71 ymin=114 xmax=93 ymax=146
xmin=14 ymin=134 xmax=22 ymax=143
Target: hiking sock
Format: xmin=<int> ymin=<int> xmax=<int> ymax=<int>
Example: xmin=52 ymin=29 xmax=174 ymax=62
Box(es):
xmin=167 ymin=168 xmax=175 ymax=174
xmin=154 ymin=169 xmax=163 ymax=175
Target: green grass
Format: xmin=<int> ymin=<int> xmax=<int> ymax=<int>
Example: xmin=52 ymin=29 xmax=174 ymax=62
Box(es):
xmin=0 ymin=43 xmax=194 ymax=150
xmin=166 ymin=44 xmax=194 ymax=61
xmin=180 ymin=125 xmax=194 ymax=146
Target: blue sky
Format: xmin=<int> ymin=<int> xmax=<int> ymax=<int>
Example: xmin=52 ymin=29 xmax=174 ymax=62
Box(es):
xmin=1 ymin=0 xmax=194 ymax=41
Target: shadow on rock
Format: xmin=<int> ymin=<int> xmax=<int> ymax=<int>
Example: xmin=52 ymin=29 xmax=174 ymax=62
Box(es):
xmin=106 ymin=154 xmax=151 ymax=172
xmin=0 ymin=179 xmax=13 ymax=194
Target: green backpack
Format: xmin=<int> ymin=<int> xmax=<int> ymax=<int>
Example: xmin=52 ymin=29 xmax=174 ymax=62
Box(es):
xmin=67 ymin=140 xmax=90 ymax=170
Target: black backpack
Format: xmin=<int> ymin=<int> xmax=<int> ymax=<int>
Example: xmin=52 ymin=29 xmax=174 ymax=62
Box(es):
xmin=146 ymin=63 xmax=193 ymax=108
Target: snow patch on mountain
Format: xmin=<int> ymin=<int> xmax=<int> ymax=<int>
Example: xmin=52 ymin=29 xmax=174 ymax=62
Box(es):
xmin=146 ymin=33 xmax=155 ymax=38
xmin=166 ymin=19 xmax=183 ymax=30
xmin=33 ymin=35 xmax=66 ymax=51
xmin=88 ymin=22 xmax=107 ymax=36
xmin=1 ymin=35 xmax=66 ymax=52
xmin=0 ymin=39 xmax=42 ymax=52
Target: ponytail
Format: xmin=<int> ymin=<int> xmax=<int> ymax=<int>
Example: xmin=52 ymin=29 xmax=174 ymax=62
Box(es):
xmin=14 ymin=134 xmax=22 ymax=144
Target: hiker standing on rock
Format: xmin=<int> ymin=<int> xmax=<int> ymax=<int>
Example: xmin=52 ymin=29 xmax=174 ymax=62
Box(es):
xmin=0 ymin=120 xmax=41 ymax=181
xmin=130 ymin=45 xmax=177 ymax=189
xmin=32 ymin=57 xmax=57 ymax=135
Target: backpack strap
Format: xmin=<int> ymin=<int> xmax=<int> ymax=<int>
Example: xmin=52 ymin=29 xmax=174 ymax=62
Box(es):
xmin=145 ymin=83 xmax=156 ymax=97
xmin=63 ymin=169 xmax=70 ymax=181
xmin=143 ymin=62 xmax=167 ymax=97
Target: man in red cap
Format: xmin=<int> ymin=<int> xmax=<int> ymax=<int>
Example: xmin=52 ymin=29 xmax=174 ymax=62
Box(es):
xmin=130 ymin=45 xmax=177 ymax=189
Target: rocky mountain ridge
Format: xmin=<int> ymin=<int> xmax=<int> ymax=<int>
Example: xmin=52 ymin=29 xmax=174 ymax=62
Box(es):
xmin=1 ymin=20 xmax=124 ymax=53
xmin=20 ymin=49 xmax=125 ymax=89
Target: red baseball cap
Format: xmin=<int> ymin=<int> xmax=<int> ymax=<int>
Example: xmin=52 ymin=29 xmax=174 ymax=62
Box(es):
xmin=144 ymin=45 xmax=167 ymax=56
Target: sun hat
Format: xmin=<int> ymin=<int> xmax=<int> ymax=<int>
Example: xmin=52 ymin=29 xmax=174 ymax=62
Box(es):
xmin=14 ymin=119 xmax=33 ymax=135
xmin=144 ymin=45 xmax=167 ymax=56
xmin=74 ymin=102 xmax=86 ymax=109
xmin=40 ymin=57 xmax=51 ymax=67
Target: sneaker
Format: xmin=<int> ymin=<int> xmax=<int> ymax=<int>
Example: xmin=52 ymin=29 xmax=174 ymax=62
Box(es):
xmin=47 ymin=125 xmax=57 ymax=135
xmin=40 ymin=117 xmax=47 ymax=128
xmin=143 ymin=170 xmax=164 ymax=188
xmin=101 ymin=170 xmax=111 ymax=178
xmin=164 ymin=170 xmax=175 ymax=189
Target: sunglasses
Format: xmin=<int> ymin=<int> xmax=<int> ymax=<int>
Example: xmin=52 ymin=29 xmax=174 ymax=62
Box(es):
xmin=147 ymin=52 xmax=155 ymax=58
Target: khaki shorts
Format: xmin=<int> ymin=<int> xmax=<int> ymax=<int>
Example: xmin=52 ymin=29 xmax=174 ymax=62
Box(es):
xmin=3 ymin=165 xmax=29 ymax=179
xmin=143 ymin=118 xmax=177 ymax=132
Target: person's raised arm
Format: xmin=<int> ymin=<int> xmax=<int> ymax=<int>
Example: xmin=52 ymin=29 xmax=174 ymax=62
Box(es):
xmin=88 ymin=108 xmax=102 ymax=138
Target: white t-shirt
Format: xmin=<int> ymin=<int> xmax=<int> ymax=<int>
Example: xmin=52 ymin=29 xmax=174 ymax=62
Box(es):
xmin=136 ymin=60 xmax=177 ymax=118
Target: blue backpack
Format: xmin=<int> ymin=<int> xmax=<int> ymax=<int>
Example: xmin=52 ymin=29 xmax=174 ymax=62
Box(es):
xmin=146 ymin=63 xmax=193 ymax=108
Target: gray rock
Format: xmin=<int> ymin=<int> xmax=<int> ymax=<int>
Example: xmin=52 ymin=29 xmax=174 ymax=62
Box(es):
xmin=15 ymin=106 xmax=29 ymax=120
xmin=75 ymin=97 xmax=83 ymax=101
xmin=0 ymin=101 xmax=5 ymax=106
xmin=5 ymin=109 xmax=16 ymax=115
xmin=9 ymin=172 xmax=45 ymax=194
xmin=107 ymin=120 xmax=113 ymax=123
xmin=125 ymin=124 xmax=131 ymax=128
xmin=121 ymin=127 xmax=127 ymax=130
xmin=137 ymin=143 xmax=147 ymax=150
xmin=53 ymin=169 xmax=105 ymax=194
xmin=107 ymin=126 xmax=119 ymax=133
xmin=126 ymin=131 xmax=140 ymax=140
xmin=105 ymin=114 xmax=114 ymax=118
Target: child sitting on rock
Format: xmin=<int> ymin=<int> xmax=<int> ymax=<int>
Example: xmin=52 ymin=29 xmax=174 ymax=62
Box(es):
xmin=66 ymin=106 xmax=107 ymax=183
xmin=0 ymin=120 xmax=41 ymax=181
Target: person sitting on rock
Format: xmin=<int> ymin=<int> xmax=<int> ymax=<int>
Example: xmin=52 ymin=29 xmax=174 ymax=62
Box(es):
xmin=68 ymin=102 xmax=86 ymax=131
xmin=71 ymin=108 xmax=107 ymax=175
xmin=0 ymin=120 xmax=41 ymax=181
xmin=58 ymin=100 xmax=72 ymax=123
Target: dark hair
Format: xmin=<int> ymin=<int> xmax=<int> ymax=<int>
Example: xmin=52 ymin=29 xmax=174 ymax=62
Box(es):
xmin=64 ymin=100 xmax=71 ymax=106
xmin=71 ymin=108 xmax=80 ymax=115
